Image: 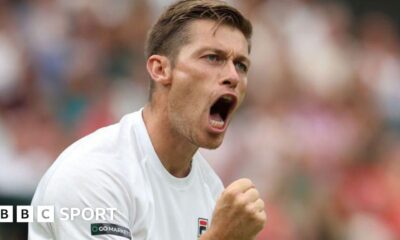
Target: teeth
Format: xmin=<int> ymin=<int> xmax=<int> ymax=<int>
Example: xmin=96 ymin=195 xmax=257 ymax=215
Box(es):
xmin=222 ymin=95 xmax=233 ymax=102
xmin=210 ymin=119 xmax=224 ymax=129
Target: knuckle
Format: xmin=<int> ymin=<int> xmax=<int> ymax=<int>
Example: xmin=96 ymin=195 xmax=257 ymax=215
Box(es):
xmin=245 ymin=203 xmax=256 ymax=215
xmin=223 ymin=189 xmax=236 ymax=200
xmin=257 ymin=199 xmax=265 ymax=208
xmin=253 ymin=217 xmax=266 ymax=232
xmin=258 ymin=211 xmax=267 ymax=224
xmin=239 ymin=178 xmax=253 ymax=187
xmin=233 ymin=194 xmax=246 ymax=207
xmin=246 ymin=178 xmax=254 ymax=187
xmin=245 ymin=188 xmax=258 ymax=201
xmin=251 ymin=188 xmax=260 ymax=198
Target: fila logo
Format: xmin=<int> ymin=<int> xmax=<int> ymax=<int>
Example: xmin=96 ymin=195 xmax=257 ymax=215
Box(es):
xmin=198 ymin=218 xmax=208 ymax=237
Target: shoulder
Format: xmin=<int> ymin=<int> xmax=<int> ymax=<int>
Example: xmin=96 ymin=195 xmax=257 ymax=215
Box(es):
xmin=32 ymin=111 xmax=145 ymax=208
xmin=29 ymin=111 xmax=152 ymax=239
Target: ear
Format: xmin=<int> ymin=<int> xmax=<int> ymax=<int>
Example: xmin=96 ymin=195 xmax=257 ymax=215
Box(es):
xmin=146 ymin=55 xmax=172 ymax=86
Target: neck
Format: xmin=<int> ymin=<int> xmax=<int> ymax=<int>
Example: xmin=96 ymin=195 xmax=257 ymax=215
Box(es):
xmin=142 ymin=103 xmax=198 ymax=178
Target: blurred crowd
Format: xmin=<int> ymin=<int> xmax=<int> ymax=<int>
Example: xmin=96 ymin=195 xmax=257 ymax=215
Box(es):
xmin=0 ymin=0 xmax=399 ymax=239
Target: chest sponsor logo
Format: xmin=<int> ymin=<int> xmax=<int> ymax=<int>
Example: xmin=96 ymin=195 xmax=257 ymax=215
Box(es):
xmin=91 ymin=223 xmax=131 ymax=239
xmin=198 ymin=218 xmax=209 ymax=237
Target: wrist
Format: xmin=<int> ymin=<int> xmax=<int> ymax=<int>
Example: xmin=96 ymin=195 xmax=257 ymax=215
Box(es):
xmin=199 ymin=229 xmax=218 ymax=240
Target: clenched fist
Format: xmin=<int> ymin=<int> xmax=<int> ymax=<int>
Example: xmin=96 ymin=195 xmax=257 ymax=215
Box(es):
xmin=200 ymin=178 xmax=266 ymax=240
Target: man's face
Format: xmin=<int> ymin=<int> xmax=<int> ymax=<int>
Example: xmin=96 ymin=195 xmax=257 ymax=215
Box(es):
xmin=167 ymin=19 xmax=250 ymax=149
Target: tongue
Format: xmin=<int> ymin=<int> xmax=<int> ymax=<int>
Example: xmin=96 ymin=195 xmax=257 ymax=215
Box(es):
xmin=210 ymin=112 xmax=223 ymax=122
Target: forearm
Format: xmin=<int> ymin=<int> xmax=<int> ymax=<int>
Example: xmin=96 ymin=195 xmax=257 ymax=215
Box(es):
xmin=199 ymin=230 xmax=256 ymax=240
xmin=199 ymin=230 xmax=218 ymax=240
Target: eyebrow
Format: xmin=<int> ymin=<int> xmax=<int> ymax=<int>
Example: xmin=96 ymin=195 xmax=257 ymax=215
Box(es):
xmin=196 ymin=47 xmax=251 ymax=67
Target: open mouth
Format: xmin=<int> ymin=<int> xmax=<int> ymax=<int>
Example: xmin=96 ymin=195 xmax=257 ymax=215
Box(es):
xmin=209 ymin=94 xmax=237 ymax=130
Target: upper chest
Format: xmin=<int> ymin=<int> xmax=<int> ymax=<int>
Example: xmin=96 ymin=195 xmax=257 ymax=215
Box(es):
xmin=130 ymin=163 xmax=216 ymax=240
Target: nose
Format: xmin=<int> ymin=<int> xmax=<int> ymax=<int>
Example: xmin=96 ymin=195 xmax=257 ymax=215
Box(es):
xmin=221 ymin=61 xmax=240 ymax=89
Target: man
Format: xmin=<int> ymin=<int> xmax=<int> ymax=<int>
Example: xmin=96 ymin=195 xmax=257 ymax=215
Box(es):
xmin=29 ymin=0 xmax=266 ymax=239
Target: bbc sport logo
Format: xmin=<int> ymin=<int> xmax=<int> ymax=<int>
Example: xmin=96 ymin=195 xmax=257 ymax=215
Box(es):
xmin=0 ymin=205 xmax=117 ymax=223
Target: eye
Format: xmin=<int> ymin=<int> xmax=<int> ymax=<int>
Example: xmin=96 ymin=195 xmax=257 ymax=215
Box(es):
xmin=235 ymin=62 xmax=248 ymax=73
xmin=205 ymin=54 xmax=223 ymax=63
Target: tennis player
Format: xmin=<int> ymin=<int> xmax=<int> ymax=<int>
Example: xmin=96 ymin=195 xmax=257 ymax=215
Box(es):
xmin=29 ymin=0 xmax=266 ymax=239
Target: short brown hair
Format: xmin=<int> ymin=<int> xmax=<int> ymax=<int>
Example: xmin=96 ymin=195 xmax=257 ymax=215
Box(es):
xmin=145 ymin=0 xmax=252 ymax=97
